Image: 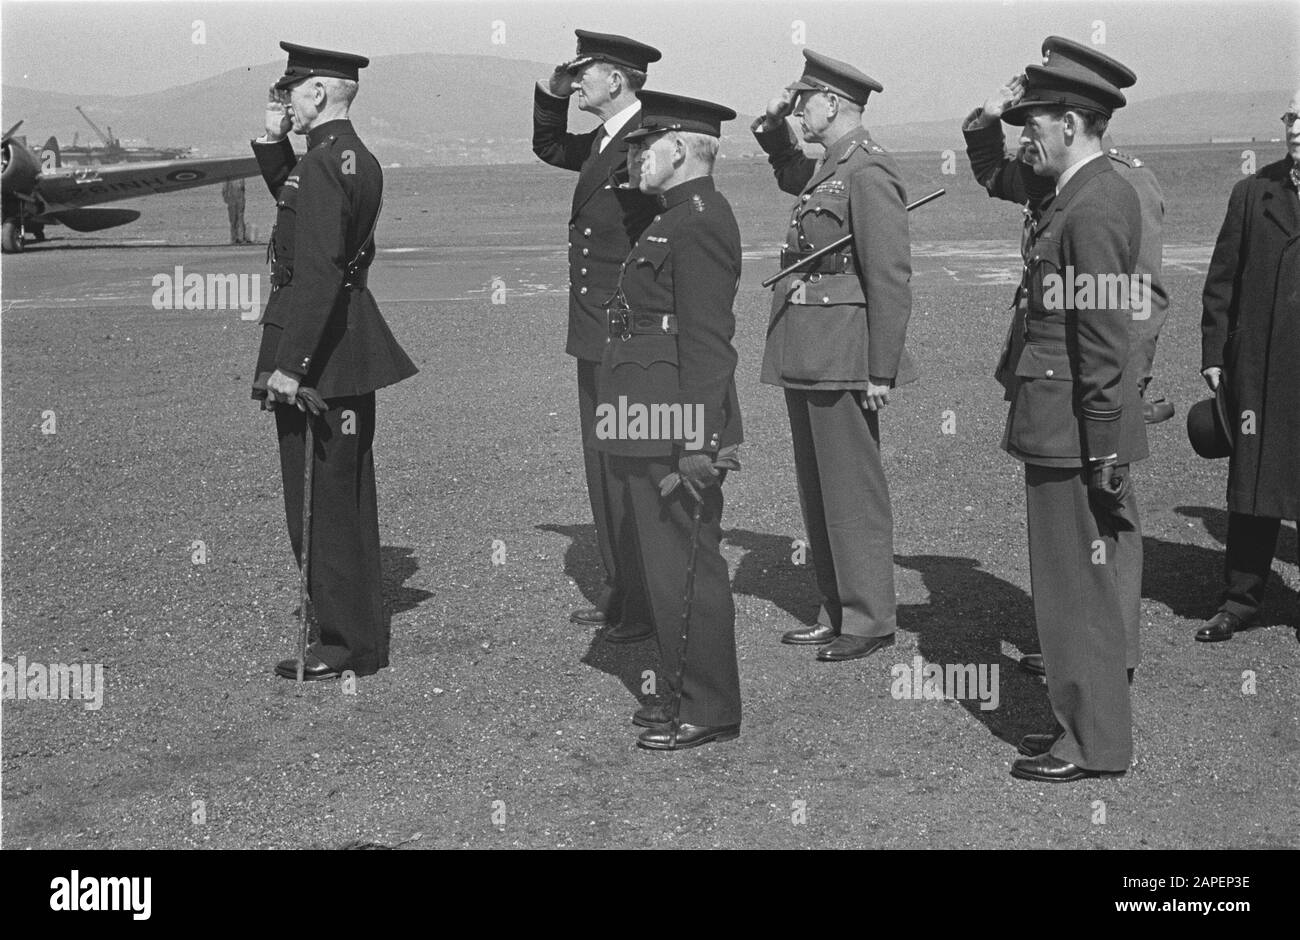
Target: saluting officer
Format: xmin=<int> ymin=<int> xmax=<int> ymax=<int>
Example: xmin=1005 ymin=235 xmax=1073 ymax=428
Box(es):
xmin=253 ymin=43 xmax=417 ymax=681
xmin=962 ymin=37 xmax=1166 ymax=685
xmin=592 ymin=92 xmax=744 ymax=750
xmin=533 ymin=30 xmax=661 ymax=643
xmin=996 ymin=44 xmax=1147 ymax=782
xmin=753 ymin=50 xmax=915 ymax=663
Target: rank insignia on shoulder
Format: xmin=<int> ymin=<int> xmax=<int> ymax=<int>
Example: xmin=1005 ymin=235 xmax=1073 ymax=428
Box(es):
xmin=285 ymin=177 xmax=300 ymax=189
xmin=691 ymin=194 xmax=706 ymax=213
xmin=646 ymin=235 xmax=669 ymax=243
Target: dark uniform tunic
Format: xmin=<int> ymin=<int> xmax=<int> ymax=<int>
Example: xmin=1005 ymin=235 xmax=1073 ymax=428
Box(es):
xmin=754 ymin=119 xmax=914 ymax=639
xmin=533 ymin=89 xmax=658 ymax=623
xmin=998 ymin=153 xmax=1145 ymax=771
xmin=251 ymin=118 xmax=417 ymax=676
xmin=1201 ymin=156 xmax=1300 ymax=618
xmin=591 ymin=176 xmax=743 ymax=727
xmin=965 ymin=118 xmax=1158 ymax=671
xmin=964 ymin=117 xmax=1168 ymax=390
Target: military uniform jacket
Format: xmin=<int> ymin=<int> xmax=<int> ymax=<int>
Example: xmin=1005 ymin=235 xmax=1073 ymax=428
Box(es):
xmin=753 ymin=120 xmax=915 ymax=390
xmin=998 ymin=154 xmax=1149 ymax=467
xmin=1201 ymin=157 xmax=1300 ymax=518
xmin=591 ymin=177 xmax=743 ymax=459
xmin=251 ymin=119 xmax=417 ymax=399
xmin=532 ymin=89 xmax=660 ymax=361
xmin=963 ymin=116 xmax=1168 ymax=323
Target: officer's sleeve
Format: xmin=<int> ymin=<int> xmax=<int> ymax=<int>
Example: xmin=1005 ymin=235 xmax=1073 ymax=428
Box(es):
xmin=673 ymin=216 xmax=741 ymax=453
xmin=1062 ymin=185 xmax=1140 ymax=460
xmin=1125 ymin=164 xmax=1169 ymax=325
xmin=276 ymin=152 xmax=349 ymax=378
xmin=533 ymin=85 xmax=599 ymax=172
xmin=751 ymin=117 xmax=816 ymax=196
xmin=1201 ymin=177 xmax=1249 ymax=372
xmin=848 ymin=158 xmax=912 ymax=382
xmin=962 ymin=117 xmax=1051 ymax=207
xmin=251 ymin=137 xmax=297 ymax=198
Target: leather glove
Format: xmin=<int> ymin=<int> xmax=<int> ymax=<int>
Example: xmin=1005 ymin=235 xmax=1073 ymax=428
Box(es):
xmin=659 ymin=447 xmax=742 ymax=501
xmin=1087 ymin=460 xmax=1134 ymax=531
xmin=296 ymin=387 xmax=327 ymax=417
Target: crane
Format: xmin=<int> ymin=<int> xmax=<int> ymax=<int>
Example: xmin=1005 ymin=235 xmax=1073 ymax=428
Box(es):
xmin=75 ymin=106 xmax=118 ymax=150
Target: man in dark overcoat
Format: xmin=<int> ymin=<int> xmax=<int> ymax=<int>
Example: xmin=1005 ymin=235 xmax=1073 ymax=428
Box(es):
xmin=1196 ymin=88 xmax=1300 ymax=642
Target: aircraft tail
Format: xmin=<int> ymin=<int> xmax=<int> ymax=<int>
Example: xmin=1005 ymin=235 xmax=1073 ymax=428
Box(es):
xmin=41 ymin=136 xmax=61 ymax=169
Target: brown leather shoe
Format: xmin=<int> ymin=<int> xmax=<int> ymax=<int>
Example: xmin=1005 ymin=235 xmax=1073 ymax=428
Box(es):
xmin=1196 ymin=611 xmax=1248 ymax=643
xmin=781 ymin=623 xmax=839 ymax=645
xmin=816 ymin=633 xmax=895 ymax=662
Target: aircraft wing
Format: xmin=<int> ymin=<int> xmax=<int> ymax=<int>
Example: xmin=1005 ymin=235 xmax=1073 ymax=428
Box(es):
xmin=31 ymin=154 xmax=262 ymax=214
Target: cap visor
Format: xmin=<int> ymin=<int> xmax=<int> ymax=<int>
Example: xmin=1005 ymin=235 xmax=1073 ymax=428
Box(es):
xmin=564 ymin=55 xmax=596 ymax=74
xmin=624 ymin=126 xmax=667 ymax=142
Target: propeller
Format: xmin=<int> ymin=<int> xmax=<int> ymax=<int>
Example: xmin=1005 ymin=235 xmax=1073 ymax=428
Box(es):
xmin=2 ymin=120 xmax=25 ymax=144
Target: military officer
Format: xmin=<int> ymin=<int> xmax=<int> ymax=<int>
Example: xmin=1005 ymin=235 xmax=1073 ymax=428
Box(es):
xmin=533 ymin=30 xmax=661 ymax=642
xmin=753 ymin=50 xmax=915 ymax=662
xmin=996 ymin=44 xmax=1147 ymax=781
xmin=962 ymin=37 xmax=1163 ymax=686
xmin=591 ymin=91 xmax=744 ymax=750
xmin=253 ymin=43 xmax=417 ymax=680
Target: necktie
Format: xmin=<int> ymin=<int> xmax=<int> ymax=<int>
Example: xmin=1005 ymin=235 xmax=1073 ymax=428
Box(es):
xmin=592 ymin=125 xmax=608 ymax=157
xmin=1290 ymin=163 xmax=1300 ymax=192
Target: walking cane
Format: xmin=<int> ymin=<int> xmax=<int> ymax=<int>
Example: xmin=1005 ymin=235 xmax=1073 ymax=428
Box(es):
xmin=761 ymin=188 xmax=946 ymax=288
xmin=296 ymin=412 xmax=315 ymax=684
xmin=669 ymin=497 xmax=706 ymax=746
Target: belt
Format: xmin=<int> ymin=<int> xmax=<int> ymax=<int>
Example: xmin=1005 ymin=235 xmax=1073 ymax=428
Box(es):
xmin=342 ymin=268 xmax=369 ymax=290
xmin=779 ymin=248 xmax=857 ymax=276
xmin=608 ymin=309 xmax=678 ymax=339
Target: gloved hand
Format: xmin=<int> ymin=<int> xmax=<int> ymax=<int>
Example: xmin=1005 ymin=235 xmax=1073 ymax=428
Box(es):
xmin=675 ymin=453 xmax=720 ymax=501
xmin=296 ymin=387 xmax=327 ymax=417
xmin=659 ymin=447 xmax=741 ymax=501
xmin=1087 ymin=460 xmax=1134 ymax=530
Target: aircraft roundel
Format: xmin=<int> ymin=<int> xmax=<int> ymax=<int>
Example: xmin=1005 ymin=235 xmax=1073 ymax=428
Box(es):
xmin=165 ymin=168 xmax=205 ymax=182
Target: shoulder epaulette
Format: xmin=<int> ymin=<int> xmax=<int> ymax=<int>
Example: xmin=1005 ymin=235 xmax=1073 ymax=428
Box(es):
xmin=690 ymin=193 xmax=706 ymax=213
xmin=1107 ymin=146 xmax=1143 ymax=168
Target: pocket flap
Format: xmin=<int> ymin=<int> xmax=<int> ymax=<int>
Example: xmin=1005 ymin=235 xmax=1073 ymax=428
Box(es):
xmin=1013 ymin=343 xmax=1073 ymax=381
xmin=784 ymin=273 xmax=864 ymax=306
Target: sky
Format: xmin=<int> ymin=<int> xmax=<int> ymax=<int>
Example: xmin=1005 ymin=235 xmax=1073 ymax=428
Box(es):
xmin=2 ymin=0 xmax=1297 ymax=127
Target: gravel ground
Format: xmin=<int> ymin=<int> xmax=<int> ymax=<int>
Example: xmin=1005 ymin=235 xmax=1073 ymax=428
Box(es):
xmin=2 ymin=157 xmax=1297 ymax=850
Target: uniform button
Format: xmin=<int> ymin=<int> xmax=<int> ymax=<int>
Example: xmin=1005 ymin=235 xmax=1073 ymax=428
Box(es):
xmin=580 ymin=268 xmax=588 ymax=276
xmin=1045 ymin=369 xmax=1055 ymax=377
xmin=569 ymin=223 xmax=576 ymax=231
xmin=801 ymin=194 xmax=810 ymax=202
xmin=582 ymin=248 xmax=589 ymax=257
xmin=654 ymin=215 xmax=661 ymax=222
xmin=822 ymin=296 xmax=830 ymax=303
xmin=639 ymin=257 xmax=647 ymax=263
xmin=583 ymin=227 xmax=592 ymax=237
xmin=580 ymin=287 xmax=588 ymax=295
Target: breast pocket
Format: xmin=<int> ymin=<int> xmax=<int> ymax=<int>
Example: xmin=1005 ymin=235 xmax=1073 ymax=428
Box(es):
xmin=795 ymin=192 xmax=849 ymax=249
xmin=1008 ymin=342 xmax=1081 ymax=457
xmin=1026 ymin=234 xmax=1063 ymax=312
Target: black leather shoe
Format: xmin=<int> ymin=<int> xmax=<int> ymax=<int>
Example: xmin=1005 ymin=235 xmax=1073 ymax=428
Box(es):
xmin=636 ymin=722 xmax=740 ymax=750
xmin=1019 ymin=653 xmax=1046 ymax=676
xmin=817 ymin=633 xmax=895 ymax=662
xmin=632 ymin=702 xmax=672 ymax=729
xmin=603 ymin=621 xmax=654 ymax=644
xmin=1016 ymin=731 xmax=1063 ymax=757
xmin=1196 ymin=611 xmax=1248 ymax=643
xmin=781 ymin=623 xmax=839 ymax=645
xmin=1011 ymin=753 xmax=1125 ymax=782
xmin=1143 ymin=396 xmax=1175 ymax=424
xmin=570 ymin=607 xmax=610 ymax=626
xmin=274 ymin=655 xmax=341 ymax=681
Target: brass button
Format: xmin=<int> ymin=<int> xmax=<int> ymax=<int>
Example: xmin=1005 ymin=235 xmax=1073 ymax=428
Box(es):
xmin=583 ymin=227 xmax=592 ymax=237
xmin=654 ymin=215 xmax=661 ymax=222
xmin=582 ymin=248 xmax=589 ymax=257
xmin=580 ymin=267 xmax=588 ymax=276
xmin=569 ymin=223 xmax=576 ymax=231
xmin=822 ymin=296 xmax=830 ymax=303
xmin=1045 ymin=369 xmax=1055 ymax=377
xmin=801 ymin=194 xmax=810 ymax=202
xmin=579 ymin=287 xmax=588 ymax=294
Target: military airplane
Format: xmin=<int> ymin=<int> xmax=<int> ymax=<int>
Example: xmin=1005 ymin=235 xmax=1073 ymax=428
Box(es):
xmin=2 ymin=120 xmax=260 ymax=253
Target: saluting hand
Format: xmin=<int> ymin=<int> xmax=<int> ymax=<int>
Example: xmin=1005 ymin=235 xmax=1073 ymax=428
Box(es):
xmin=979 ymin=74 xmax=1026 ymax=122
xmin=761 ymin=89 xmax=797 ymax=130
xmin=546 ymin=64 xmax=578 ymax=98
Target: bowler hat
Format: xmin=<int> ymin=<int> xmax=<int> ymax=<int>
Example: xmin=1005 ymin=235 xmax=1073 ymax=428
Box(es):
xmin=1187 ymin=383 xmax=1234 ymax=459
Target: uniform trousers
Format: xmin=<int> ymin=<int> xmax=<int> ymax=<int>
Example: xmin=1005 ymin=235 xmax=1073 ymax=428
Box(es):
xmin=785 ymin=388 xmax=897 ymax=638
xmin=275 ymin=393 xmax=387 ymax=675
xmin=576 ymin=359 xmax=648 ymax=623
xmin=607 ymin=456 xmax=742 ymax=727
xmin=1024 ymin=463 xmax=1141 ymax=771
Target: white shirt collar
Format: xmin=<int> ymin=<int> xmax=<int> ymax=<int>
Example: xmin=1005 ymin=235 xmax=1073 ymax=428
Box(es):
xmin=599 ymin=100 xmax=641 ymax=151
xmin=1056 ymin=150 xmax=1106 ymax=195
